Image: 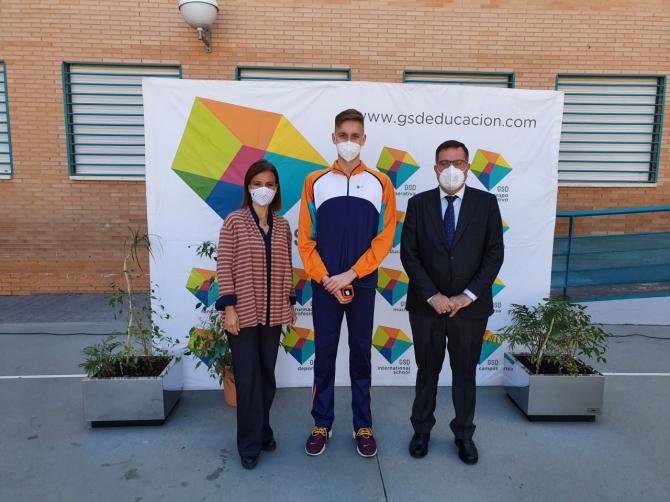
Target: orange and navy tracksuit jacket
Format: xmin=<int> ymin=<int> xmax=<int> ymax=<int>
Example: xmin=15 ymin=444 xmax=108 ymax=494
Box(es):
xmin=297 ymin=161 xmax=397 ymax=288
xmin=298 ymin=160 xmax=397 ymax=430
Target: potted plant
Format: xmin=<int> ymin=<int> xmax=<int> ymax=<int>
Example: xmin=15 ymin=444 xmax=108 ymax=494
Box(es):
xmin=498 ymin=297 xmax=609 ymax=421
xmin=186 ymin=322 xmax=236 ymax=407
xmin=80 ymin=229 xmax=183 ymax=426
xmin=185 ymin=240 xmax=236 ymax=407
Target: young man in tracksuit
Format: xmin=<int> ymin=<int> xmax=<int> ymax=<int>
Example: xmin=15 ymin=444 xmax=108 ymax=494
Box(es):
xmin=298 ymin=108 xmax=397 ymax=458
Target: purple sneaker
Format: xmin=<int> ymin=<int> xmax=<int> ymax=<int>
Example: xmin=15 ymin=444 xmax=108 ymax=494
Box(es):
xmin=305 ymin=426 xmax=331 ymax=456
xmin=354 ymin=427 xmax=377 ymax=457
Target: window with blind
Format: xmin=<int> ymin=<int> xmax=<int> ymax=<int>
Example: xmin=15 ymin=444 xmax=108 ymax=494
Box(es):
xmin=0 ymin=61 xmax=13 ymax=176
xmin=62 ymin=62 xmax=181 ymax=177
xmin=557 ymin=74 xmax=665 ymax=184
xmin=235 ymin=66 xmax=351 ymax=81
xmin=403 ymin=70 xmax=515 ymax=88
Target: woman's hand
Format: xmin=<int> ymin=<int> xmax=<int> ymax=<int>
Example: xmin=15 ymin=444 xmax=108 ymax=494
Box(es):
xmin=224 ymin=305 xmax=240 ymax=335
xmin=288 ymin=305 xmax=297 ymax=328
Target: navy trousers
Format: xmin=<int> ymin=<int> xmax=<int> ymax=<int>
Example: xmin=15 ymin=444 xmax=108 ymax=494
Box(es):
xmin=311 ymin=283 xmax=376 ymax=431
xmin=409 ymin=312 xmax=486 ymax=441
xmin=228 ymin=324 xmax=282 ymax=457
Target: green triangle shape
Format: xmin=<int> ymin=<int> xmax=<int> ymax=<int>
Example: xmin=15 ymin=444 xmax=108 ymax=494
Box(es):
xmin=173 ymin=170 xmax=219 ymax=201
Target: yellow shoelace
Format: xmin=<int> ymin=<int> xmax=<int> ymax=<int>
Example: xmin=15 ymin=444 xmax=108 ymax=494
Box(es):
xmin=311 ymin=426 xmax=329 ymax=438
xmin=356 ymin=427 xmax=374 ymax=439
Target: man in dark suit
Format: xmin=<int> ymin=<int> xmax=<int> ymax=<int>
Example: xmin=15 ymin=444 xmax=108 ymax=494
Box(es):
xmin=400 ymin=139 xmax=504 ymax=464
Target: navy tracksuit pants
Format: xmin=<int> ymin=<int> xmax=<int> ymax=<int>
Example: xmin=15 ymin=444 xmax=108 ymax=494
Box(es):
xmin=311 ymin=282 xmax=376 ymax=431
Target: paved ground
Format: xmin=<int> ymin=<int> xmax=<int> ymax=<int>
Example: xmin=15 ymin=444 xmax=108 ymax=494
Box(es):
xmin=1 ymin=295 xmax=669 ymax=502
xmin=0 ymin=293 xmax=139 ymax=324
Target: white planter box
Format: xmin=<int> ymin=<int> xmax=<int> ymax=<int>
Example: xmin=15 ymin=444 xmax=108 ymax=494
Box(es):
xmin=82 ymin=357 xmax=183 ymax=426
xmin=503 ymin=352 xmax=605 ymax=421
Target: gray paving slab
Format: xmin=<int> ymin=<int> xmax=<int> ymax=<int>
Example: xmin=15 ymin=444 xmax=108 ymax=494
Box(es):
xmin=1 ymin=381 xmax=386 ymax=502
xmin=1 ymin=380 xmax=669 ymax=502
xmin=380 ymin=379 xmax=669 ymax=502
xmin=586 ymin=324 xmax=670 ymax=374
xmin=1 ymin=295 xmax=669 ymax=501
xmin=0 ymin=334 xmax=117 ymax=376
xmin=0 ymin=294 xmax=148 ymax=323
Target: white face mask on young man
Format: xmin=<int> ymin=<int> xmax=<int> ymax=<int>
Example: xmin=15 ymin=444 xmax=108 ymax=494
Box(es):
xmin=336 ymin=141 xmax=361 ymax=162
xmin=438 ymin=165 xmax=466 ymax=192
xmin=249 ymin=187 xmax=276 ymax=207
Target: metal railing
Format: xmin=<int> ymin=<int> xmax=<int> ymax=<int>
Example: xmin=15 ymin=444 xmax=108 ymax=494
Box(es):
xmin=553 ymin=206 xmax=670 ymax=299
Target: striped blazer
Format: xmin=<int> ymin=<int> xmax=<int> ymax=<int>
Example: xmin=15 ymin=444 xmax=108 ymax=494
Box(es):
xmin=217 ymin=207 xmax=296 ymax=329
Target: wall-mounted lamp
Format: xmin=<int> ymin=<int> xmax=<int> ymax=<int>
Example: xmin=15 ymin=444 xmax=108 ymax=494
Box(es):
xmin=179 ymin=0 xmax=219 ymax=53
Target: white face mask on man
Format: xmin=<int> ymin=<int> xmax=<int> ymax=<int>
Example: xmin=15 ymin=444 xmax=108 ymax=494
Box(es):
xmin=249 ymin=186 xmax=276 ymax=207
xmin=336 ymin=141 xmax=361 ymax=162
xmin=438 ymin=165 xmax=466 ymax=192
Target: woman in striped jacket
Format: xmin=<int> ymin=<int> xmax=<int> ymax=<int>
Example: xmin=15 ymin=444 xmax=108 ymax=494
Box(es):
xmin=216 ymin=159 xmax=297 ymax=470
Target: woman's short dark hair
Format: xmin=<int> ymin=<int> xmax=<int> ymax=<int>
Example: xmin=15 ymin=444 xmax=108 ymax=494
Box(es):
xmin=240 ymin=159 xmax=282 ymax=213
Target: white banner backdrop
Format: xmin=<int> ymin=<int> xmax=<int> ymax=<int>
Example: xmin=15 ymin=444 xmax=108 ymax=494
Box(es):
xmin=143 ymin=79 xmax=563 ymax=390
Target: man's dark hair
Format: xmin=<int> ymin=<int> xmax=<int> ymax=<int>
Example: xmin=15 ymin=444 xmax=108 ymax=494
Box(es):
xmin=240 ymin=159 xmax=282 ymax=213
xmin=335 ymin=108 xmax=365 ymax=129
xmin=435 ymin=140 xmax=469 ymax=163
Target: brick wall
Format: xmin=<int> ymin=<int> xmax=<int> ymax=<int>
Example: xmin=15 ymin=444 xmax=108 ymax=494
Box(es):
xmin=0 ymin=0 xmax=668 ymax=294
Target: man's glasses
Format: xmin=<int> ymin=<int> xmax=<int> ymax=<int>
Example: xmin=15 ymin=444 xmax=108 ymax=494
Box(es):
xmin=436 ymin=160 xmax=469 ymax=169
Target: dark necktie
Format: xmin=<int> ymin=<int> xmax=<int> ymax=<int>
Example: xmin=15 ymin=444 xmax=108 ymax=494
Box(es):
xmin=444 ymin=195 xmax=458 ymax=247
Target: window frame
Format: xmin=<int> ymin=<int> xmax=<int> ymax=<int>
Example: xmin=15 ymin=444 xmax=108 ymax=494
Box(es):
xmin=556 ymin=73 xmax=666 ymax=186
xmin=62 ymin=61 xmax=182 ymax=179
xmin=235 ymin=66 xmax=351 ymax=81
xmin=402 ymin=70 xmax=515 ymax=88
xmin=0 ymin=61 xmax=14 ymax=178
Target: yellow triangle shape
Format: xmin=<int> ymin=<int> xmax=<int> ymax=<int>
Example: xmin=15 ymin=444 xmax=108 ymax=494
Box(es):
xmin=266 ymin=117 xmax=329 ymax=167
xmin=402 ymin=151 xmax=418 ymax=166
xmin=495 ymin=154 xmax=511 ymax=169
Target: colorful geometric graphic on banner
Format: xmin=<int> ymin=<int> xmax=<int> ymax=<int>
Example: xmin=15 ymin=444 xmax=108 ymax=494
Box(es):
xmin=479 ymin=330 xmax=502 ymax=364
xmin=144 ymin=78 xmax=563 ymax=389
xmin=377 ymin=267 xmax=409 ymax=306
xmin=492 ymin=277 xmax=506 ymax=298
xmin=394 ymin=210 xmax=406 ymax=248
xmin=470 ymin=149 xmax=512 ymax=190
xmin=376 ymin=147 xmax=420 ymax=188
xmin=188 ymin=327 xmax=216 ymax=367
xmin=186 ymin=268 xmax=219 ymax=307
xmin=281 ymin=326 xmax=315 ymax=364
xmin=292 ymin=268 xmax=313 ymax=306
xmin=373 ymin=326 xmax=413 ymax=364
xmin=502 ymin=219 xmax=510 ymax=233
xmin=172 ymin=98 xmax=328 ymax=219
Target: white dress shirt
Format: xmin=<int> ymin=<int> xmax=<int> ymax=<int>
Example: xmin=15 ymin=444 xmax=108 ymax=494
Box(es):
xmin=440 ymin=183 xmax=466 ymax=231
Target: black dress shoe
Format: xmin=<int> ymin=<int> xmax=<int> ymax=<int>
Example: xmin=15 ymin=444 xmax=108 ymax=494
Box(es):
xmin=454 ymin=438 xmax=478 ymax=465
xmin=409 ymin=432 xmax=430 ymax=458
xmin=240 ymin=455 xmax=259 ymax=469
xmin=262 ymin=438 xmax=277 ymax=452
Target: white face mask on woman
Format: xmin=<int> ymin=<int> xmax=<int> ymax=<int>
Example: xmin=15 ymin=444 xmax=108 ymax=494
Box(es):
xmin=438 ymin=165 xmax=466 ymax=192
xmin=249 ymin=186 xmax=276 ymax=207
xmin=336 ymin=141 xmax=361 ymax=162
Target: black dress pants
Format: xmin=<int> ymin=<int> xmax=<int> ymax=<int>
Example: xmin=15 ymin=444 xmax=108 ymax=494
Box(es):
xmin=409 ymin=312 xmax=487 ymax=441
xmin=227 ymin=324 xmax=282 ymax=457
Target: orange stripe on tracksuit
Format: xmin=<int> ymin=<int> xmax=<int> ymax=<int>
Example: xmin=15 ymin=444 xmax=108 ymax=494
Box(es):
xmin=298 ymin=161 xmax=396 ymax=430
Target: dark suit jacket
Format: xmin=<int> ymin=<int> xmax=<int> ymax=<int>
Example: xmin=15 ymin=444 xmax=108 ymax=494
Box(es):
xmin=400 ymin=185 xmax=504 ymax=320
